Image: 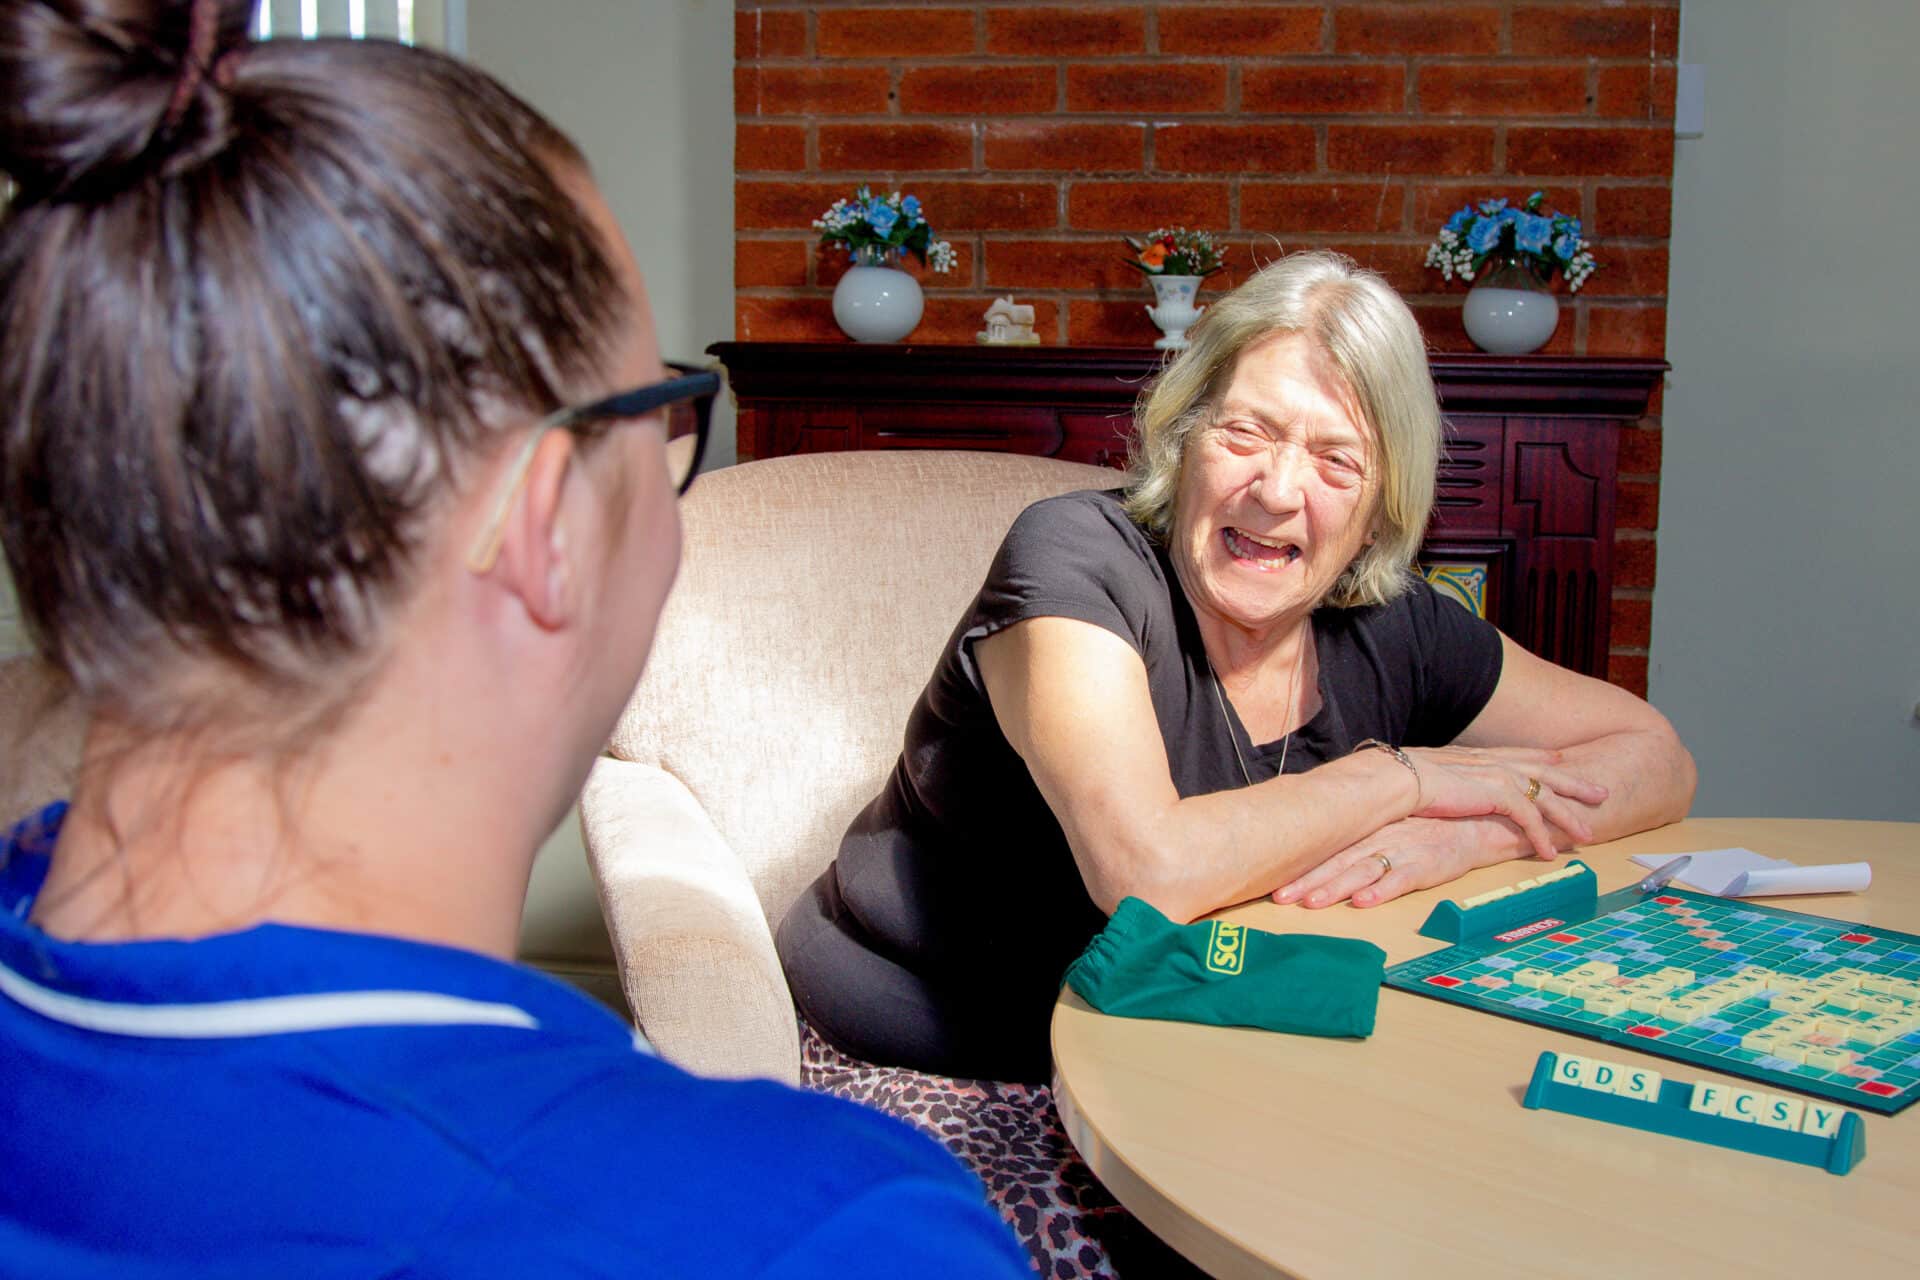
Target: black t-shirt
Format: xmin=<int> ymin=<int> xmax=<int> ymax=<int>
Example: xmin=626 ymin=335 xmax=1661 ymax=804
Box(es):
xmin=778 ymin=489 xmax=1503 ymax=1083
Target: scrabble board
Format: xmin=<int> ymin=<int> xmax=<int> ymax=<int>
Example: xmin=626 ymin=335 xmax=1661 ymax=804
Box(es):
xmin=1385 ymin=882 xmax=1920 ymax=1115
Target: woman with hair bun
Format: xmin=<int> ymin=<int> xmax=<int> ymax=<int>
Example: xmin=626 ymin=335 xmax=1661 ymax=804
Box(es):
xmin=0 ymin=2 xmax=1028 ymax=1275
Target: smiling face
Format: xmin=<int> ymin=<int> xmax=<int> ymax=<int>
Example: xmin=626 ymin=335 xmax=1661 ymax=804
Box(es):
xmin=1168 ymin=331 xmax=1380 ymax=641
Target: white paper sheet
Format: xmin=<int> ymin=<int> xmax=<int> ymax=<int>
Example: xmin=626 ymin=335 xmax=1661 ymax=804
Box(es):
xmin=1628 ymin=848 xmax=1872 ymax=898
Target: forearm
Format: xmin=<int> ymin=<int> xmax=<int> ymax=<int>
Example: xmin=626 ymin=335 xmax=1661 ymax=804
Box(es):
xmin=1555 ymin=727 xmax=1696 ymax=845
xmin=1088 ymin=751 xmax=1420 ymax=922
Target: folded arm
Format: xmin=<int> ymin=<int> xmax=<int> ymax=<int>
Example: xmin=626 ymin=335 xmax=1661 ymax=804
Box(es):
xmin=1277 ymin=633 xmax=1697 ymax=908
xmin=973 ymin=618 xmax=1583 ymax=924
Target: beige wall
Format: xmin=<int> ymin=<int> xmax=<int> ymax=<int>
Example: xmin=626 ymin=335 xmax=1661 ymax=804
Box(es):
xmin=1654 ymin=0 xmax=1920 ymax=818
xmin=464 ymin=0 xmax=737 ymax=965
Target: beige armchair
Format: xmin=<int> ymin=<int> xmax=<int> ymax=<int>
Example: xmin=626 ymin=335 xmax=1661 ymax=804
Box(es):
xmin=0 ymin=656 xmax=84 ymax=828
xmin=581 ymin=449 xmax=1117 ymax=1084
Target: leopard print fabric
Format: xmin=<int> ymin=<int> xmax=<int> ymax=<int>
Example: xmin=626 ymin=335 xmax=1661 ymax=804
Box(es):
xmin=798 ymin=1019 xmax=1206 ymax=1279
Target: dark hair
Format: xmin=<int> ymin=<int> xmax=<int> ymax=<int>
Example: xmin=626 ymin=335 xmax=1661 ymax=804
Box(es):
xmin=0 ymin=0 xmax=629 ymax=725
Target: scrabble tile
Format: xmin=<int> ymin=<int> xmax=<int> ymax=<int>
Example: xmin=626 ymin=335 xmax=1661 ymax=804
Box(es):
xmin=1756 ymin=1094 xmax=1806 ymax=1131
xmin=1657 ymin=968 xmax=1697 ymax=986
xmin=1800 ymin=1102 xmax=1849 ymax=1139
xmin=1550 ymin=1052 xmax=1590 ymax=1089
xmin=1613 ymin=1065 xmax=1663 ymax=1103
xmin=1460 ymin=885 xmax=1515 ymax=908
xmin=1722 ymin=1089 xmax=1766 ymax=1123
xmin=1629 ymin=994 xmax=1667 ymax=1015
xmin=1770 ymin=994 xmax=1819 ymax=1013
xmin=1514 ymin=967 xmax=1552 ymax=989
xmin=1772 ymin=1014 xmax=1816 ymax=1034
xmin=1511 ymin=877 xmax=1539 ymax=891
xmin=1824 ymin=991 xmax=1865 ymax=1011
xmin=1544 ymin=975 xmax=1579 ymax=996
xmin=1857 ymin=994 xmax=1906 ymax=1016
xmin=1815 ymin=1015 xmax=1858 ymax=1036
xmin=1768 ymin=1041 xmax=1814 ymax=1065
xmin=1583 ymin=993 xmax=1630 ymax=1016
xmin=1630 ymin=976 xmax=1678 ymax=997
xmin=1740 ymin=1028 xmax=1786 ymax=1053
xmin=1570 ymin=962 xmax=1620 ymax=980
xmin=1583 ymin=1059 xmax=1625 ymax=1094
xmin=1660 ymin=998 xmax=1708 ymax=1022
xmin=1688 ymin=1082 xmax=1729 ymax=1117
xmin=1800 ymin=1045 xmax=1857 ymax=1072
xmin=1859 ymin=975 xmax=1901 ymax=995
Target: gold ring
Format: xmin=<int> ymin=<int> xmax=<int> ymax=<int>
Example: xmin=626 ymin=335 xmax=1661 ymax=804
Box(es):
xmin=1375 ymin=853 xmax=1393 ymax=876
xmin=1525 ymin=778 xmax=1542 ymax=801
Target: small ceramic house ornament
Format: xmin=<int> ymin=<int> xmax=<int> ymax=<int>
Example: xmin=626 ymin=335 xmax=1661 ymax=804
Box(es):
xmin=977 ymin=297 xmax=1039 ymax=345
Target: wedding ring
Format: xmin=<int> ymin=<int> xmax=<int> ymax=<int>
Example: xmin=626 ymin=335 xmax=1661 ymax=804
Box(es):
xmin=1374 ymin=853 xmax=1393 ymax=877
xmin=1525 ymin=777 xmax=1542 ymax=802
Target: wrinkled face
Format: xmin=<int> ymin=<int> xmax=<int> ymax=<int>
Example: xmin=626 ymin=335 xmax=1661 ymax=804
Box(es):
xmin=1169 ymin=332 xmax=1379 ymax=637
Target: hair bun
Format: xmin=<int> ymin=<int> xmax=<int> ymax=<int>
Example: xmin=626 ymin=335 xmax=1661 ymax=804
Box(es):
xmin=0 ymin=0 xmax=253 ymax=202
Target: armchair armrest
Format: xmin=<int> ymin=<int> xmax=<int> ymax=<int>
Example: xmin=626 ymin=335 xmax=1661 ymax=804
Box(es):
xmin=579 ymin=757 xmax=801 ymax=1085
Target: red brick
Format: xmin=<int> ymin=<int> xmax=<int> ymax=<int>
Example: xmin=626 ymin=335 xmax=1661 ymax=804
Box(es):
xmin=1617 ymin=424 xmax=1662 ymax=475
xmin=735 ymin=8 xmax=806 ymax=60
xmin=914 ymin=296 xmax=1062 ymax=344
xmin=1337 ymin=238 xmax=1442 ymax=295
xmin=912 ymin=181 xmax=1060 ymax=231
xmin=1418 ymin=63 xmax=1588 ymax=117
xmin=1327 ymin=125 xmax=1494 ymax=174
xmin=1066 ymin=63 xmax=1228 ymax=114
xmin=1242 ymin=182 xmax=1403 ymax=234
xmin=1595 ymin=64 xmax=1677 ymax=121
xmin=1154 ymin=123 xmax=1315 ymax=174
xmin=1606 ymin=653 xmax=1649 ymax=698
xmin=1412 ymin=184 xmax=1584 ymax=233
xmin=817 ymin=238 xmax=976 ymax=288
xmin=735 ymin=239 xmax=812 ymax=289
xmin=1614 ymin=534 xmax=1658 ymax=589
xmin=1241 ymin=63 xmax=1404 ymax=114
xmin=1158 ymin=5 xmax=1325 ymax=55
xmin=735 ymin=296 xmax=841 ymax=343
xmin=1595 ymin=185 xmax=1672 ymax=238
xmin=1513 ymin=6 xmax=1679 ymax=60
xmin=1410 ymin=300 xmax=1478 ymax=354
xmin=736 ymin=124 xmax=806 ymax=173
xmin=984 ymin=239 xmax=1142 ymax=291
xmin=819 ymin=123 xmax=974 ymax=172
xmin=986 ymin=6 xmax=1146 ymax=57
xmin=1580 ymin=245 xmax=1668 ymax=299
xmin=1069 ymin=298 xmax=1168 ymax=346
xmin=899 ymin=65 xmax=1057 ymax=115
xmin=1614 ymin=477 xmax=1661 ymax=530
xmin=1610 ymin=595 xmax=1652 ymax=648
xmin=1335 ymin=4 xmax=1502 ymax=55
xmin=1508 ymin=126 xmax=1674 ymax=179
xmin=735 ymin=66 xmax=892 ymax=117
xmin=818 ymin=7 xmax=975 ymax=58
xmin=984 ymin=123 xmax=1145 ymax=173
xmin=1587 ymin=304 xmax=1668 ymax=357
xmin=735 ymin=180 xmax=857 ymax=232
xmin=1067 ymin=180 xmax=1230 ymax=231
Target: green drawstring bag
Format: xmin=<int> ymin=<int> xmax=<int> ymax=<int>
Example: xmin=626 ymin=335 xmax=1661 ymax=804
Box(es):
xmin=1064 ymin=896 xmax=1387 ymax=1038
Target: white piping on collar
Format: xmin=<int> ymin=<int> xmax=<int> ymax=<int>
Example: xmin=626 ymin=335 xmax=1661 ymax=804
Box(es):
xmin=0 ymin=959 xmax=540 ymax=1039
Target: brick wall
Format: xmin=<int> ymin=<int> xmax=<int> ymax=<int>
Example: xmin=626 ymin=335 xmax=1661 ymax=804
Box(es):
xmin=733 ymin=1 xmax=1676 ymax=693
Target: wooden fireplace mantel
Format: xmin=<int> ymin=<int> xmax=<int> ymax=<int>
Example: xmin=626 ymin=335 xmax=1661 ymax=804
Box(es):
xmin=707 ymin=342 xmax=1667 ymax=678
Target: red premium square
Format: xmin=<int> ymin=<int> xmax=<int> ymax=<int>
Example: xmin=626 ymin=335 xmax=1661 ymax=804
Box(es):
xmin=1425 ymin=975 xmax=1464 ymax=988
xmin=1858 ymin=1081 xmax=1902 ymax=1097
xmin=1546 ymin=933 xmax=1582 ymax=944
xmin=1840 ymin=933 xmax=1875 ymax=943
xmin=1626 ymin=1025 xmax=1666 ymax=1038
xmin=1653 ymin=896 xmax=1683 ymax=905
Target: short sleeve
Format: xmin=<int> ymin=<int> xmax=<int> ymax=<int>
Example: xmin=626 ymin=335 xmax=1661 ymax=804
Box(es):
xmin=1403 ymin=578 xmax=1505 ymax=744
xmin=955 ymin=490 xmax=1167 ymax=691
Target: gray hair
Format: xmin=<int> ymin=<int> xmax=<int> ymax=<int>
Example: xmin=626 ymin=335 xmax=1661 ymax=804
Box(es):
xmin=1122 ymin=250 xmax=1441 ymax=608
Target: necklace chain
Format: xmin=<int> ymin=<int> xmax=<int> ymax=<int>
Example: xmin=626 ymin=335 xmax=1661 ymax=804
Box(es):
xmin=1207 ymin=646 xmax=1300 ymax=788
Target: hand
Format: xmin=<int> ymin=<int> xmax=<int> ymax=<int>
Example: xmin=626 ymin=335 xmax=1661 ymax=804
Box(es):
xmin=1273 ymin=815 xmax=1543 ymax=910
xmin=1401 ymin=745 xmax=1606 ymax=860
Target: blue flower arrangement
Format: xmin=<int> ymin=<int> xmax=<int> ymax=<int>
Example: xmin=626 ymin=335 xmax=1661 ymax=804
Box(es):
xmin=813 ymin=184 xmax=957 ymax=272
xmin=1424 ymin=191 xmax=1597 ymax=291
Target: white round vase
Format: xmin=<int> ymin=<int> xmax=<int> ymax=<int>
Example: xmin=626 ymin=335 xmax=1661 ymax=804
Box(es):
xmin=1462 ymin=256 xmax=1560 ymax=355
xmin=1145 ymin=274 xmax=1205 ymax=350
xmin=832 ymin=248 xmax=923 ymax=343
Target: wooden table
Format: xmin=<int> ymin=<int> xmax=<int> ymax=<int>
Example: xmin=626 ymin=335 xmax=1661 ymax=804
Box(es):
xmin=1051 ymin=819 xmax=1920 ymax=1279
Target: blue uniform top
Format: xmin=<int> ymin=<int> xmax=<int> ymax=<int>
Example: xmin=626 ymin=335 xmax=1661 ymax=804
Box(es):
xmin=0 ymin=804 xmax=1030 ymax=1279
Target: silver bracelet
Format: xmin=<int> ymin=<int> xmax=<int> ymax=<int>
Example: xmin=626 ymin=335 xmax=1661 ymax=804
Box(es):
xmin=1353 ymin=737 xmax=1421 ymax=804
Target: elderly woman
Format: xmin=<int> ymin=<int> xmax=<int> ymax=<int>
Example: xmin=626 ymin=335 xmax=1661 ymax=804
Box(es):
xmin=778 ymin=251 xmax=1696 ymax=1093
xmin=0 ymin=2 xmax=1031 ymax=1275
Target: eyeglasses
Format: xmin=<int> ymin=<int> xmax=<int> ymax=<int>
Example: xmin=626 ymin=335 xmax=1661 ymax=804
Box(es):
xmin=466 ymin=360 xmax=720 ymax=574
